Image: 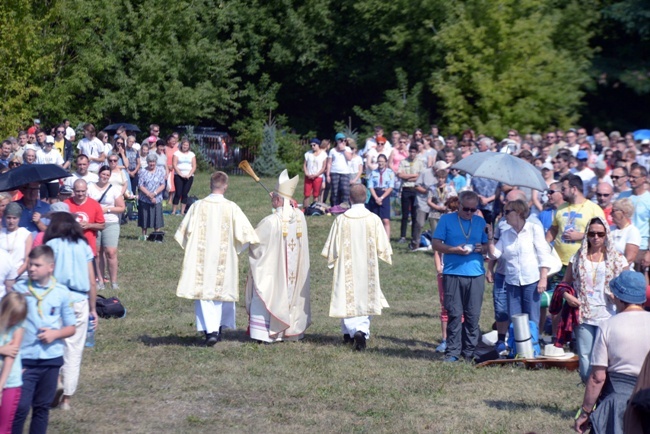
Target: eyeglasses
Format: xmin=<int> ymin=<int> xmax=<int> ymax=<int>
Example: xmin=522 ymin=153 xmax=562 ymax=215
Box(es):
xmin=56 ymin=130 xmax=65 ymax=134
xmin=116 ymin=142 xmax=124 ymax=145
xmin=108 ymin=159 xmax=118 ymax=162
xmin=462 ymin=207 xmax=477 ymax=213
xmin=337 ymin=139 xmax=345 ymax=142
xmin=595 ymin=193 xmax=611 ymax=197
xmin=628 ymin=175 xmax=643 ymax=180
xmin=546 ymin=190 xmax=560 ymax=195
xmin=552 ymin=161 xmax=559 ymax=165
xmin=610 ymin=175 xmax=623 ymax=180
xmin=587 ymin=231 xmax=606 ymax=238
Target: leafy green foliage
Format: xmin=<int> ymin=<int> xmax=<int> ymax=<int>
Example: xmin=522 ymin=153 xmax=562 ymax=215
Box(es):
xmin=0 ymin=0 xmax=645 ymax=143
xmin=431 ymin=0 xmax=596 ymax=137
xmin=354 ymin=68 xmax=429 ymax=138
xmin=0 ymin=0 xmax=55 ymax=137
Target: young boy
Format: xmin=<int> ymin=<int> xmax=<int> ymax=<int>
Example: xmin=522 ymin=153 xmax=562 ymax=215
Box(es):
xmin=12 ymin=246 xmax=75 ymax=434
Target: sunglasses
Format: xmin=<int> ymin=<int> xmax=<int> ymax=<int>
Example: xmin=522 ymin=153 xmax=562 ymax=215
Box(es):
xmin=462 ymin=207 xmax=477 ymax=213
xmin=546 ymin=190 xmax=560 ymax=195
xmin=108 ymin=159 xmax=118 ymax=162
xmin=8 ymin=162 xmax=20 ymax=167
xmin=587 ymin=231 xmax=606 ymax=238
xmin=610 ymin=175 xmax=623 ymax=180
xmin=56 ymin=130 xmax=65 ymax=134
xmin=504 ymin=209 xmax=516 ymax=215
xmin=595 ymin=193 xmax=611 ymax=197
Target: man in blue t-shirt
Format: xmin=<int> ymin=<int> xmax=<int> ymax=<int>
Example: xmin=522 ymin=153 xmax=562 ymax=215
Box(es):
xmin=432 ymin=190 xmax=488 ymax=362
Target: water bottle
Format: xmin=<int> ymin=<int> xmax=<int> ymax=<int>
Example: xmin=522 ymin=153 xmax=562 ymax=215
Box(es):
xmin=85 ymin=315 xmax=95 ymax=348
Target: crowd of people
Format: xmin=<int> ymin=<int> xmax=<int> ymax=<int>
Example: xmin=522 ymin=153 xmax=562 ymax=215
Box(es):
xmin=0 ymin=120 xmax=197 ymax=432
xmin=301 ymin=124 xmax=650 ymax=433
xmin=1 ymin=118 xmax=650 ymax=432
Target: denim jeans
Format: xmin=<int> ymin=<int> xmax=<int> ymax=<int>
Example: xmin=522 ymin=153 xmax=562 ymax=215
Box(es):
xmin=575 ymin=323 xmax=599 ymax=383
xmin=493 ymin=273 xmax=509 ymax=323
xmin=505 ymin=281 xmax=540 ymax=326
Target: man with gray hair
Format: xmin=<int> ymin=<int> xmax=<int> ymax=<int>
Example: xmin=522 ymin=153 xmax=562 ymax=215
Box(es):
xmin=432 ymin=190 xmax=488 ymax=362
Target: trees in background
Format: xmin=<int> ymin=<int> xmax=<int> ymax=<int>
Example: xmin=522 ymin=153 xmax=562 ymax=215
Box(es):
xmin=0 ymin=0 xmax=646 ymax=144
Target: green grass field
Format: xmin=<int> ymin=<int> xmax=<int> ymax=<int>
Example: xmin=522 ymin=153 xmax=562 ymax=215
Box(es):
xmin=48 ymin=172 xmax=582 ymax=433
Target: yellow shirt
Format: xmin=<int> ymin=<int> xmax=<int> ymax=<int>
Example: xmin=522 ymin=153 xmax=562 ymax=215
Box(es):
xmin=552 ymin=200 xmax=605 ymax=265
xmin=53 ymin=139 xmax=65 ymax=159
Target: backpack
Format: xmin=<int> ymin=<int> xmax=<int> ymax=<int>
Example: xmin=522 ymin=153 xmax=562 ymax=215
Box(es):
xmin=305 ymin=202 xmax=328 ymax=216
xmin=96 ymin=295 xmax=127 ymax=319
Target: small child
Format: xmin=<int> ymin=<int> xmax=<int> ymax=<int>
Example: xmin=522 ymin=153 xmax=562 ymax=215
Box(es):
xmin=0 ymin=292 xmax=28 ymax=432
xmin=11 ymin=245 xmax=75 ymax=434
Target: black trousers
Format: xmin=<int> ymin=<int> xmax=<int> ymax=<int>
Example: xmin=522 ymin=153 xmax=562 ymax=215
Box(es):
xmin=400 ymin=187 xmax=417 ymax=238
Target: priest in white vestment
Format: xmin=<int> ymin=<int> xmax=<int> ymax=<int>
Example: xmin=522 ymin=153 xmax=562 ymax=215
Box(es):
xmin=245 ymin=170 xmax=311 ymax=342
xmin=322 ymin=184 xmax=392 ymax=350
xmin=175 ymin=171 xmax=259 ymax=346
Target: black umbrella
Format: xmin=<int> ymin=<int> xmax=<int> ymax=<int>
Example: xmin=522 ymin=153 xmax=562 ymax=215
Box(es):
xmin=103 ymin=123 xmax=141 ymax=133
xmin=0 ymin=164 xmax=72 ymax=192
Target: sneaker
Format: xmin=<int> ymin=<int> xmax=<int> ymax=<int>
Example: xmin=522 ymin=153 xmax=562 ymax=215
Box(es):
xmin=443 ymin=355 xmax=459 ymax=362
xmin=111 ymin=282 xmax=120 ymax=290
xmin=205 ymin=332 xmax=220 ymax=347
xmin=495 ymin=340 xmax=507 ymax=354
xmin=435 ymin=340 xmax=447 ymax=353
xmin=96 ymin=281 xmax=105 ymax=291
xmin=61 ymin=402 xmax=71 ymax=411
xmin=397 ymin=237 xmax=407 ymax=244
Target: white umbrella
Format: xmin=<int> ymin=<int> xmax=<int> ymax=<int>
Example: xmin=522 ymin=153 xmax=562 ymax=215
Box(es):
xmin=451 ymin=152 xmax=547 ymax=191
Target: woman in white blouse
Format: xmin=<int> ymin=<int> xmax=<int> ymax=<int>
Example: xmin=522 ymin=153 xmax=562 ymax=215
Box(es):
xmin=486 ymin=199 xmax=551 ymax=328
xmin=171 ymin=139 xmax=196 ymax=215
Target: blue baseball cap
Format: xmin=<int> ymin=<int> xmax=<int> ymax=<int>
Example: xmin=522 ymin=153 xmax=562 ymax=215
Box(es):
xmin=310 ymin=138 xmax=321 ymax=146
xmin=609 ymin=271 xmax=647 ymax=304
xmin=335 ymin=133 xmax=346 ymax=141
xmin=576 ymin=150 xmax=589 ymax=160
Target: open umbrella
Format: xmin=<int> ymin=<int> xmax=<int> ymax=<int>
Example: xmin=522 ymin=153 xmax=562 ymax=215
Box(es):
xmin=633 ymin=129 xmax=650 ymax=141
xmin=0 ymin=164 xmax=72 ymax=192
xmin=451 ymin=152 xmax=547 ymax=191
xmin=103 ymin=123 xmax=141 ymax=133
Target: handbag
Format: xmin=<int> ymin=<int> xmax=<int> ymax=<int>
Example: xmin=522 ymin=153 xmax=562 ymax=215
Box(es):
xmin=96 ymin=295 xmax=126 ymax=319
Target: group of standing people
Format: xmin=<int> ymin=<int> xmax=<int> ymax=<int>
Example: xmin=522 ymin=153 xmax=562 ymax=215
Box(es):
xmin=174 ymin=171 xmax=391 ymax=351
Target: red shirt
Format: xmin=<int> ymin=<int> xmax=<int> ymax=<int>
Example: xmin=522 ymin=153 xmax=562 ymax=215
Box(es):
xmin=64 ymin=197 xmax=105 ymax=256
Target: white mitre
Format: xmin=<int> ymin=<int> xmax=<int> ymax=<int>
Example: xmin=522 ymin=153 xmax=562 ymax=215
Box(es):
xmin=275 ymin=169 xmax=299 ymax=199
xmin=274 ymin=169 xmax=301 ymax=236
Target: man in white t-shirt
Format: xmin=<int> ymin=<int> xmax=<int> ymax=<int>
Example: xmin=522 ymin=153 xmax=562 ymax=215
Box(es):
xmin=574 ymin=150 xmax=595 ymax=196
xmin=65 ymin=155 xmax=99 ymax=187
xmin=326 ymin=133 xmax=352 ymax=206
xmin=64 ymin=119 xmax=76 ymax=142
xmin=76 ymin=123 xmax=105 ymax=173
xmin=36 ymin=138 xmax=65 ymax=202
xmin=302 ymin=138 xmax=327 ymax=209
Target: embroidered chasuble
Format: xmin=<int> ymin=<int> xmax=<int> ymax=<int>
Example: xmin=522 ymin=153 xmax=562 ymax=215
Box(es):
xmin=322 ymin=205 xmax=392 ymax=318
xmin=246 ymin=208 xmax=311 ymax=341
xmin=175 ymin=195 xmax=259 ymax=301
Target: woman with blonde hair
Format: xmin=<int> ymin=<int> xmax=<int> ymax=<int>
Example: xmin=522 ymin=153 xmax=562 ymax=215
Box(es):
xmin=611 ymin=198 xmax=641 ymax=267
xmin=0 ymin=292 xmax=27 ymax=431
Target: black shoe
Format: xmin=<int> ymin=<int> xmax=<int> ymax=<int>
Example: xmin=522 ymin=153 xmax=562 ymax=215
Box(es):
xmin=205 ymin=332 xmax=220 ymax=347
xmin=343 ymin=333 xmax=353 ymax=344
xmin=353 ymin=331 xmax=366 ymax=351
